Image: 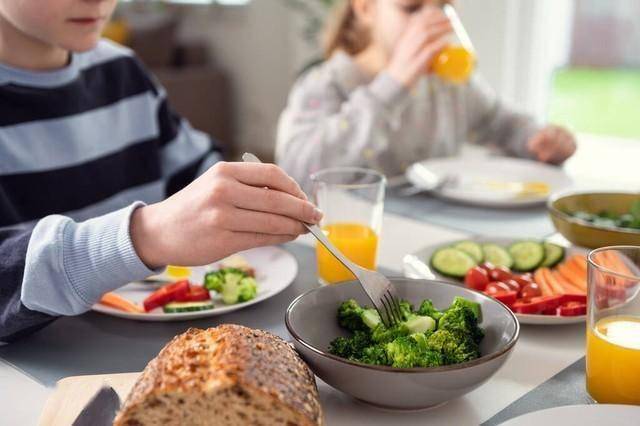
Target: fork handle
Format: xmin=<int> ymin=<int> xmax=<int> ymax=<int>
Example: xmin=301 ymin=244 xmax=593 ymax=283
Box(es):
xmin=305 ymin=223 xmax=362 ymax=279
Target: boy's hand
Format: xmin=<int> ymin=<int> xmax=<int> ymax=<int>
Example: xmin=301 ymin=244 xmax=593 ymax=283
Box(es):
xmin=386 ymin=7 xmax=452 ymax=88
xmin=130 ymin=162 xmax=322 ymax=269
xmin=527 ymin=125 xmax=577 ymax=165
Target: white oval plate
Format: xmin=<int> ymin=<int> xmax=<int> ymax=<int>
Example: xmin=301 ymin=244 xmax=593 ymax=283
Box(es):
xmin=406 ymin=157 xmax=573 ymax=208
xmin=92 ymin=246 xmax=298 ymax=321
xmin=501 ymin=404 xmax=640 ymax=426
xmin=402 ymin=236 xmax=587 ymax=325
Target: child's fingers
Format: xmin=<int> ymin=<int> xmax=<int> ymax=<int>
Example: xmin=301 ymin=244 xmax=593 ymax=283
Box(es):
xmin=223 ymin=208 xmax=309 ymax=236
xmin=406 ymin=20 xmax=452 ymax=56
xmin=415 ymin=37 xmax=449 ymax=70
xmin=232 ymin=183 xmax=322 ymax=224
xmin=216 ymin=162 xmax=307 ymax=200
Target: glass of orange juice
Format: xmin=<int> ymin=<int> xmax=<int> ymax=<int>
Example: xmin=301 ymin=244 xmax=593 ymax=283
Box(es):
xmin=586 ymin=246 xmax=640 ymax=404
xmin=311 ymin=167 xmax=386 ymax=285
xmin=432 ymin=4 xmax=476 ymax=84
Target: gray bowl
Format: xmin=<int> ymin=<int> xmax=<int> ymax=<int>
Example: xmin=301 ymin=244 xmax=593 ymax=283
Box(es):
xmin=285 ymin=278 xmax=519 ymax=410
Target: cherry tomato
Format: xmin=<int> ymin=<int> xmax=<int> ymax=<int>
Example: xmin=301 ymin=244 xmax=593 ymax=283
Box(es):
xmin=511 ymin=274 xmax=534 ymax=287
xmin=504 ymin=279 xmax=521 ymax=292
xmin=489 ymin=266 xmax=512 ymax=282
xmin=520 ymin=282 xmax=542 ymax=299
xmin=479 ymin=262 xmax=495 ymax=274
xmin=485 ymin=281 xmax=512 ymax=295
xmin=464 ymin=267 xmax=489 ymax=291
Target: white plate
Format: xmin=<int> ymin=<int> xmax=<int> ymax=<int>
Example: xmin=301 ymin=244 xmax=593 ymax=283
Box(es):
xmin=501 ymin=404 xmax=640 ymax=426
xmin=406 ymin=157 xmax=573 ymax=208
xmin=403 ymin=237 xmax=587 ymax=325
xmin=92 ymin=246 xmax=298 ymax=321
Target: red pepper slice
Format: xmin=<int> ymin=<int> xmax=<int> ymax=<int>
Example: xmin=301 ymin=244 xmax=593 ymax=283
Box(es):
xmin=489 ymin=290 xmax=518 ymax=307
xmin=512 ymin=295 xmax=563 ymax=314
xmin=143 ymin=280 xmax=190 ymax=312
xmin=558 ymin=301 xmax=587 ymax=316
xmin=560 ymin=294 xmax=587 ymax=304
xmin=176 ymin=285 xmax=211 ymax=302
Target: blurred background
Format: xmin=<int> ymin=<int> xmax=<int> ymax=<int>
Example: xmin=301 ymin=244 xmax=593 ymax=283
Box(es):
xmin=107 ymin=0 xmax=640 ymax=185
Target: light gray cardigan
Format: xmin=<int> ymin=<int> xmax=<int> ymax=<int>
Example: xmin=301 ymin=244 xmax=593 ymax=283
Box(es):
xmin=276 ymin=51 xmax=540 ymax=189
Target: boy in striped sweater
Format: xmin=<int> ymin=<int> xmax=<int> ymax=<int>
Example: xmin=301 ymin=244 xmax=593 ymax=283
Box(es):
xmin=0 ymin=0 xmax=321 ymax=341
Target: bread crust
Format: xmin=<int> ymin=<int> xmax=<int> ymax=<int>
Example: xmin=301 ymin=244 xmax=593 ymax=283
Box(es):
xmin=114 ymin=324 xmax=323 ymax=425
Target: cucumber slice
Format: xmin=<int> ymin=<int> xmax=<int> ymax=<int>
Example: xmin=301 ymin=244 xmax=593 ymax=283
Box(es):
xmin=163 ymin=301 xmax=215 ymax=313
xmin=541 ymin=242 xmax=565 ymax=268
xmin=508 ymin=241 xmax=545 ymax=272
xmin=481 ymin=244 xmax=514 ymax=269
xmin=453 ymin=241 xmax=484 ymax=263
xmin=430 ymin=248 xmax=477 ymax=278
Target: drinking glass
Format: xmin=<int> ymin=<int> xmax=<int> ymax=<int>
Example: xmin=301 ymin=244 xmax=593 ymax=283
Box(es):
xmin=586 ymin=246 xmax=640 ymax=404
xmin=432 ymin=4 xmax=476 ymax=84
xmin=311 ymin=167 xmax=386 ymax=285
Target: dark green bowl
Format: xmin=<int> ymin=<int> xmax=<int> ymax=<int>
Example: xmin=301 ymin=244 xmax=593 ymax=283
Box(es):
xmin=548 ymin=191 xmax=640 ymax=249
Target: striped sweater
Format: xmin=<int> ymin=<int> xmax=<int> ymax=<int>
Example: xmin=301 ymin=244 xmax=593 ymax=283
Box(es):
xmin=0 ymin=40 xmax=221 ymax=342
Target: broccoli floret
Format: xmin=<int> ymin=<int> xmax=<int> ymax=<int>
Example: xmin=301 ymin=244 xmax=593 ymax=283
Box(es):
xmin=438 ymin=302 xmax=484 ymax=344
xmin=385 ymin=336 xmax=443 ymax=368
xmin=337 ymin=299 xmax=381 ymax=331
xmin=359 ymin=343 xmax=389 ymax=365
xmin=204 ymin=268 xmax=257 ymax=305
xmin=404 ymin=315 xmax=436 ymax=334
xmin=426 ymin=329 xmax=480 ymax=364
xmin=328 ymin=330 xmax=372 ymax=360
xmin=417 ymin=299 xmax=444 ymax=321
xmin=449 ymin=296 xmax=482 ymax=322
xmin=398 ymin=300 xmax=414 ymax=320
xmin=371 ymin=323 xmax=410 ymax=343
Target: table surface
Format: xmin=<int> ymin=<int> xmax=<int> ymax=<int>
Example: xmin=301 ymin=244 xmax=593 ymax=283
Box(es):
xmin=2 ymin=134 xmax=639 ymax=426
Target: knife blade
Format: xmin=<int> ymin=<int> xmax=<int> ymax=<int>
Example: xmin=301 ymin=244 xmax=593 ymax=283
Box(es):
xmin=72 ymin=385 xmax=121 ymax=426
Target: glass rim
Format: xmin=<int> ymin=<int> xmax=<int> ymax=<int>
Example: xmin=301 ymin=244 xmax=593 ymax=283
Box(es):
xmin=310 ymin=166 xmax=387 ymax=189
xmin=588 ymin=245 xmax=640 ymax=281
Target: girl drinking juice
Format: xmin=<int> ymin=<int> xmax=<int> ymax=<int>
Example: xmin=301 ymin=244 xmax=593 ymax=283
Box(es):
xmin=276 ymin=0 xmax=577 ymax=190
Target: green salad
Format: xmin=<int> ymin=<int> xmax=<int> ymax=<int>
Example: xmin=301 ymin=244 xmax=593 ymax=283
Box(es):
xmin=571 ymin=200 xmax=640 ymax=231
xmin=328 ymin=297 xmax=484 ymax=368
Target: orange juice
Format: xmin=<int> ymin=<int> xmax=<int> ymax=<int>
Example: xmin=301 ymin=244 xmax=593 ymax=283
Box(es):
xmin=166 ymin=265 xmax=191 ymax=279
xmin=316 ymin=223 xmax=378 ymax=284
xmin=433 ymin=45 xmax=476 ymax=84
xmin=586 ymin=315 xmax=640 ymax=404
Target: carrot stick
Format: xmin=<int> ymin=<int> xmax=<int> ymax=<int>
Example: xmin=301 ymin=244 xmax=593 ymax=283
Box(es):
xmin=604 ymin=251 xmax=635 ymax=286
xmin=569 ymin=255 xmax=588 ymax=275
xmin=100 ymin=292 xmax=144 ymax=313
xmin=534 ymin=268 xmax=554 ymax=296
xmin=552 ymin=270 xmax=585 ymax=295
xmin=557 ymin=263 xmax=588 ymax=292
xmin=543 ymin=268 xmax=567 ymax=295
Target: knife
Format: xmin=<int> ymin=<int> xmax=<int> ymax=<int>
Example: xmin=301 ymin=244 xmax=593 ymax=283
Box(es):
xmin=72 ymin=386 xmax=121 ymax=426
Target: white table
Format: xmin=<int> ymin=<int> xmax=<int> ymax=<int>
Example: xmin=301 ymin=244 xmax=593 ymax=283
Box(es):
xmin=2 ymin=133 xmax=637 ymax=425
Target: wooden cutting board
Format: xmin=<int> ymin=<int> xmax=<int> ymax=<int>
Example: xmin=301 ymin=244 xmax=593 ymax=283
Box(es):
xmin=39 ymin=372 xmax=140 ymax=426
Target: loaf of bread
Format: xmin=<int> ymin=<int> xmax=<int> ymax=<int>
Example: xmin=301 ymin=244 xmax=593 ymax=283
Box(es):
xmin=114 ymin=324 xmax=323 ymax=426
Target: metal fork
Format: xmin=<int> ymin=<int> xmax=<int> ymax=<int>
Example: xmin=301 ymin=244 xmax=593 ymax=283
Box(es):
xmin=241 ymin=152 xmax=403 ymax=327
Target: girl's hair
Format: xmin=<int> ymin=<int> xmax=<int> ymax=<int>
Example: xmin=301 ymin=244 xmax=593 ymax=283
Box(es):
xmin=322 ymin=0 xmax=371 ymax=59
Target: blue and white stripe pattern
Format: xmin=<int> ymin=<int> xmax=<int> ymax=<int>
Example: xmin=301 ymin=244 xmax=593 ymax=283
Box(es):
xmin=0 ymin=39 xmax=221 ymax=340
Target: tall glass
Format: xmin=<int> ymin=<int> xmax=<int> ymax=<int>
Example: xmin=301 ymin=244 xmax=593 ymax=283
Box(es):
xmin=311 ymin=168 xmax=386 ymax=285
xmin=586 ymin=246 xmax=640 ymax=405
xmin=432 ymin=4 xmax=476 ymax=84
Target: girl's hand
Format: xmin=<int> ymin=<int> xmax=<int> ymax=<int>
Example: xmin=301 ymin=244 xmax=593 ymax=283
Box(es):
xmin=130 ymin=162 xmax=322 ymax=269
xmin=386 ymin=6 xmax=452 ymax=89
xmin=527 ymin=125 xmax=577 ymax=164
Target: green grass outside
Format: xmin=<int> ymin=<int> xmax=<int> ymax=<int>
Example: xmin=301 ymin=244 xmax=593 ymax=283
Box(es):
xmin=548 ymin=68 xmax=640 ymax=139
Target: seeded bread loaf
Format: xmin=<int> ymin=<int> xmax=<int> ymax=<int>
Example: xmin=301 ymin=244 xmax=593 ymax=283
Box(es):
xmin=114 ymin=324 xmax=323 ymax=426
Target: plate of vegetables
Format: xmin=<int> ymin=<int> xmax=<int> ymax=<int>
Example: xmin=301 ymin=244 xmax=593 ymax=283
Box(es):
xmin=403 ymin=237 xmax=590 ymax=325
xmin=93 ymin=246 xmax=298 ymax=321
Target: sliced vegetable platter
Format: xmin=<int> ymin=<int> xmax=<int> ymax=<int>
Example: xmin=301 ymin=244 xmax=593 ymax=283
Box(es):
xmin=92 ymin=246 xmax=298 ymax=321
xmin=403 ymin=237 xmax=589 ymax=325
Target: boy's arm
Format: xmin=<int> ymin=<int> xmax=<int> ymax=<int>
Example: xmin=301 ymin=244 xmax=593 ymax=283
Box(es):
xmin=463 ymin=75 xmax=542 ymax=157
xmin=1 ymin=203 xmax=155 ymax=343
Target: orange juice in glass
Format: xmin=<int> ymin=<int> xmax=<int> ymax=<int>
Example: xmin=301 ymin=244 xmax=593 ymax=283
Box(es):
xmin=586 ymin=246 xmax=640 ymax=404
xmin=432 ymin=4 xmax=476 ymax=84
xmin=311 ymin=168 xmax=385 ymax=285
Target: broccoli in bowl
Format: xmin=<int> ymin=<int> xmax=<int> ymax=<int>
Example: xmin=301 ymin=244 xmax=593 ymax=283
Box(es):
xmin=328 ymin=296 xmax=484 ymax=368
